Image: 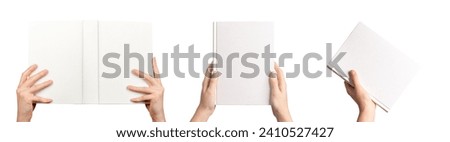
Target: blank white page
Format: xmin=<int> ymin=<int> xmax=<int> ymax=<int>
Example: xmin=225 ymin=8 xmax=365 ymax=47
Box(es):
xmin=328 ymin=23 xmax=418 ymax=111
xmin=98 ymin=22 xmax=152 ymax=104
xmin=29 ymin=22 xmax=83 ymax=104
xmin=215 ymin=22 xmax=274 ymax=105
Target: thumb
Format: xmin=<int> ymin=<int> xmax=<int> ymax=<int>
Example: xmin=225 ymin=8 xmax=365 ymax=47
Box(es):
xmin=208 ymin=71 xmax=219 ymax=89
xmin=269 ymin=72 xmax=279 ymax=91
xmin=348 ymin=70 xmax=360 ymax=87
xmin=32 ymin=96 xmax=53 ymax=103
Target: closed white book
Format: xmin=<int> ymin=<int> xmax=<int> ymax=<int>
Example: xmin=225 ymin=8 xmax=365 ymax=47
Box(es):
xmin=29 ymin=21 xmax=152 ymax=104
xmin=327 ymin=23 xmax=419 ymax=112
xmin=214 ymin=22 xmax=274 ymax=105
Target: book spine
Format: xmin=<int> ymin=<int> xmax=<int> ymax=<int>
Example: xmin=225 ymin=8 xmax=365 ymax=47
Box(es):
xmin=82 ymin=21 xmax=99 ymax=104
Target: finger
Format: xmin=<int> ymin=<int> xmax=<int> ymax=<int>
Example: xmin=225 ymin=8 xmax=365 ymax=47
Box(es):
xmin=348 ymin=70 xmax=360 ymax=87
xmin=274 ymin=63 xmax=286 ymax=90
xmin=19 ymin=64 xmax=37 ymax=86
xmin=30 ymin=80 xmax=53 ymax=93
xmin=202 ymin=63 xmax=214 ymax=87
xmin=23 ymin=69 xmax=48 ymax=87
xmin=132 ymin=69 xmax=155 ymax=85
xmin=152 ymin=57 xmax=161 ymax=81
xmin=130 ymin=95 xmax=155 ymax=102
xmin=204 ymin=63 xmax=214 ymax=77
xmin=127 ymin=85 xmax=151 ymax=94
xmin=32 ymin=96 xmax=53 ymax=103
xmin=202 ymin=74 xmax=211 ymax=92
xmin=344 ymin=81 xmax=353 ymax=92
xmin=208 ymin=71 xmax=219 ymax=90
xmin=269 ymin=71 xmax=280 ymax=92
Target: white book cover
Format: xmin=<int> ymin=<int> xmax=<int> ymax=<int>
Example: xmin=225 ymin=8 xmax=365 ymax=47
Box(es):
xmin=327 ymin=23 xmax=419 ymax=112
xmin=29 ymin=21 xmax=152 ymax=104
xmin=214 ymin=22 xmax=274 ymax=105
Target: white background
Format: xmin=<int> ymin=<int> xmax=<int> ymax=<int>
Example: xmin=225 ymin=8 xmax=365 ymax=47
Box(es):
xmin=1 ymin=0 xmax=449 ymax=141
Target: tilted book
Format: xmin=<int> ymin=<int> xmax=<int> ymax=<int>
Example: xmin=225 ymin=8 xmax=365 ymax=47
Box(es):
xmin=327 ymin=23 xmax=418 ymax=112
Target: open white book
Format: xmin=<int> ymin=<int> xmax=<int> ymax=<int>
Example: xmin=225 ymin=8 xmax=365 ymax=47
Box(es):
xmin=214 ymin=22 xmax=274 ymax=105
xmin=327 ymin=23 xmax=418 ymax=112
xmin=29 ymin=21 xmax=152 ymax=104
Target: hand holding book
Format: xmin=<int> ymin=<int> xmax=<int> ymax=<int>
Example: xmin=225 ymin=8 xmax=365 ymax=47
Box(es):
xmin=16 ymin=64 xmax=53 ymax=122
xmin=127 ymin=58 xmax=166 ymax=122
xmin=344 ymin=70 xmax=376 ymax=122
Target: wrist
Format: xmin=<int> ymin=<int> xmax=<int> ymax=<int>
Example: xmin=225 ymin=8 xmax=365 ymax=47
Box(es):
xmin=197 ymin=104 xmax=214 ymax=116
xmin=357 ymin=108 xmax=375 ymax=122
xmin=273 ymin=107 xmax=293 ymax=122
xmin=150 ymin=110 xmax=166 ymax=122
xmin=151 ymin=116 xmax=166 ymax=122
xmin=17 ymin=110 xmax=32 ymax=122
xmin=191 ymin=106 xmax=214 ymax=122
xmin=359 ymin=106 xmax=375 ymax=116
xmin=358 ymin=100 xmax=376 ymax=114
xmin=276 ymin=113 xmax=292 ymax=122
xmin=357 ymin=101 xmax=376 ymax=122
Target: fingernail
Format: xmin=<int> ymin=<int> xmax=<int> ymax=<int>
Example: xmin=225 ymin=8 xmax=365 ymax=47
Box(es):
xmin=269 ymin=72 xmax=277 ymax=78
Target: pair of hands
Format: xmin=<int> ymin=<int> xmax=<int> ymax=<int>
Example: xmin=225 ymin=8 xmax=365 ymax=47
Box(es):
xmin=191 ymin=63 xmax=293 ymax=122
xmin=190 ymin=67 xmax=375 ymax=122
xmin=17 ymin=61 xmax=374 ymax=122
xmin=16 ymin=58 xmax=165 ymax=122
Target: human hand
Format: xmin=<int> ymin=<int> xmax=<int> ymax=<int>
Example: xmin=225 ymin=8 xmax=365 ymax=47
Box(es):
xmin=269 ymin=63 xmax=292 ymax=122
xmin=16 ymin=64 xmax=53 ymax=122
xmin=344 ymin=70 xmax=376 ymax=122
xmin=191 ymin=64 xmax=218 ymax=122
xmin=127 ymin=57 xmax=166 ymax=122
